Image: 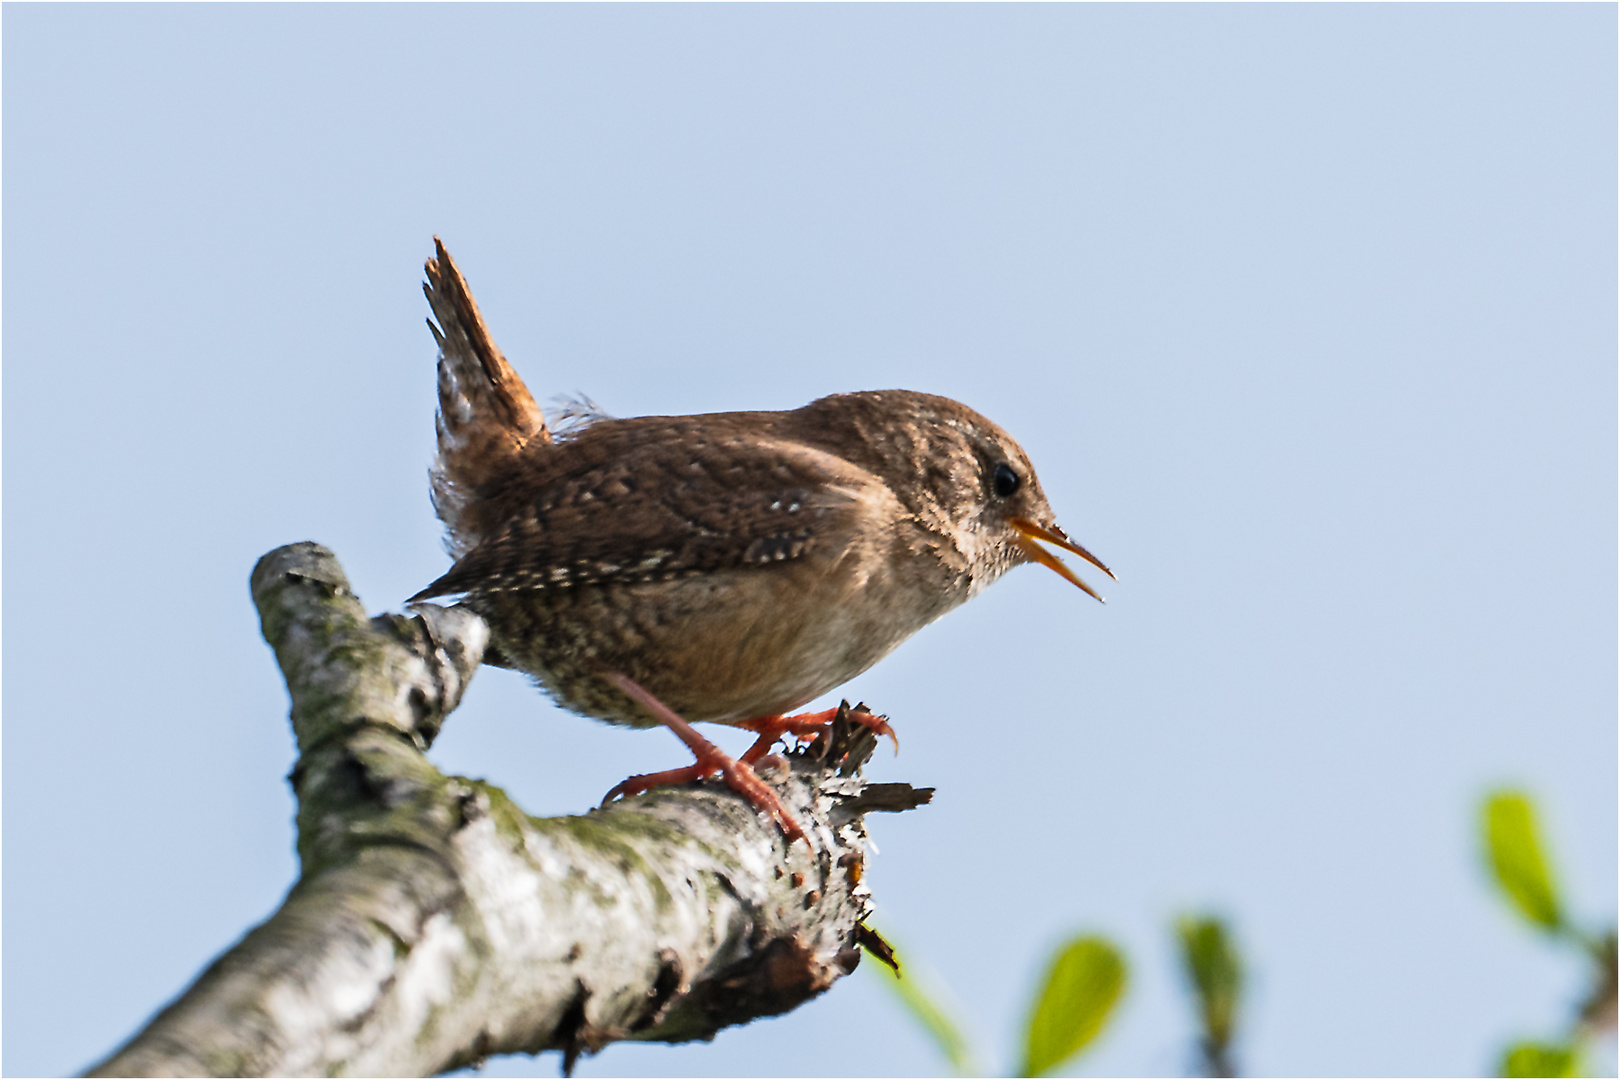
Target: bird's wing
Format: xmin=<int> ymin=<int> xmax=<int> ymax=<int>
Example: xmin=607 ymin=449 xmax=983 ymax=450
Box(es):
xmin=409 ymin=433 xmax=892 ymax=601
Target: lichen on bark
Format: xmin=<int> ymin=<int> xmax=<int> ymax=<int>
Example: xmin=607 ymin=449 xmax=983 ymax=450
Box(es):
xmin=85 ymin=542 xmax=927 ymax=1078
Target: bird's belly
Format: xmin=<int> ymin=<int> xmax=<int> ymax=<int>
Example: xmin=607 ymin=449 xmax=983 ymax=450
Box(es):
xmin=478 ymin=556 xmax=955 ymax=728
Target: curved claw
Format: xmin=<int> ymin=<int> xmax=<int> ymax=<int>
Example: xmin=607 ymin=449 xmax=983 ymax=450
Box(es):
xmin=851 ymin=708 xmax=899 ymax=757
xmin=601 ymin=762 xmax=709 ymax=806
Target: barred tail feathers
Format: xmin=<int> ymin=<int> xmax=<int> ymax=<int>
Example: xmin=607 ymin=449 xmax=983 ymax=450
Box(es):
xmin=424 ymin=238 xmax=548 ymax=557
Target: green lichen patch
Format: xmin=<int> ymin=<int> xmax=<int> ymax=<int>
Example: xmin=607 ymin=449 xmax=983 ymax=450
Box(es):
xmin=535 ymin=812 xmax=699 ymax=912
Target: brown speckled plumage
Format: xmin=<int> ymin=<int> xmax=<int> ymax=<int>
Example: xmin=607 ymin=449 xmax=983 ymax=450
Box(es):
xmin=412 ymin=240 xmax=1111 ymax=745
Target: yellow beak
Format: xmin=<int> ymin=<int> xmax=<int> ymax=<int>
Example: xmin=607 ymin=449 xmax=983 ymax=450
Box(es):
xmin=1006 ymin=517 xmax=1115 ymax=604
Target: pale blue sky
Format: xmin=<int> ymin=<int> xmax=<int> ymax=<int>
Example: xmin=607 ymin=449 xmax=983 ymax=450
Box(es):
xmin=4 ymin=5 xmax=1614 ymax=1077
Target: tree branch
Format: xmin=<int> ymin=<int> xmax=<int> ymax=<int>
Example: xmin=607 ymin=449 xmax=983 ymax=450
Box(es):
xmin=86 ymin=542 xmax=929 ymax=1078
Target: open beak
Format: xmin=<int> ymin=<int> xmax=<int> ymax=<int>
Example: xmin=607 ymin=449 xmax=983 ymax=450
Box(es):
xmin=1006 ymin=517 xmax=1115 ymax=604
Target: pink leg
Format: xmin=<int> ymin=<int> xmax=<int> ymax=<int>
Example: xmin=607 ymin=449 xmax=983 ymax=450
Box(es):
xmin=600 ymin=673 xmax=807 ymax=846
xmin=737 ymin=706 xmax=899 ymax=765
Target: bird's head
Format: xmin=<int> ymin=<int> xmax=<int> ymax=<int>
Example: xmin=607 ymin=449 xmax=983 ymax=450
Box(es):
xmin=801 ymin=390 xmax=1114 ymax=601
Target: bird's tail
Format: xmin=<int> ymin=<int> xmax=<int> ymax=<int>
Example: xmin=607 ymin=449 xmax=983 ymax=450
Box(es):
xmin=424 ymin=238 xmax=549 ymax=558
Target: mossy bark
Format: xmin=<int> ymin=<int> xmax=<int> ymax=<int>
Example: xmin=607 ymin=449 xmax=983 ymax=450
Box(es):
xmin=85 ymin=543 xmax=927 ymax=1078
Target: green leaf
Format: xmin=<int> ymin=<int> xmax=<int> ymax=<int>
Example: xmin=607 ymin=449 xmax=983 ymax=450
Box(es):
xmin=1483 ymin=791 xmax=1565 ymax=933
xmin=867 ymin=942 xmax=982 ymax=1077
xmin=1176 ymin=915 xmax=1244 ymax=1054
xmin=1020 ymin=935 xmax=1127 ymax=1077
xmin=1500 ymin=1040 xmax=1581 ymax=1077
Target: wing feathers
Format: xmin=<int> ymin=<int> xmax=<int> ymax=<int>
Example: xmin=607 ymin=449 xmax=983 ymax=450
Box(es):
xmin=411 ymin=434 xmax=888 ymax=602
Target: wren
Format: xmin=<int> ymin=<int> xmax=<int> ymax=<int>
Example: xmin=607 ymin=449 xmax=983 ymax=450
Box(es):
xmin=410 ymin=239 xmax=1113 ymax=842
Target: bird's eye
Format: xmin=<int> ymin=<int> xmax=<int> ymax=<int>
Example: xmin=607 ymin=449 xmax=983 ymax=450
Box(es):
xmin=992 ymin=463 xmax=1021 ymax=498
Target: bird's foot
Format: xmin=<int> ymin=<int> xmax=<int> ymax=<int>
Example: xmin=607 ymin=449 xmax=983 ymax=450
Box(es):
xmin=738 ymin=705 xmax=898 ymax=765
xmin=600 ymin=672 xmax=807 ymax=845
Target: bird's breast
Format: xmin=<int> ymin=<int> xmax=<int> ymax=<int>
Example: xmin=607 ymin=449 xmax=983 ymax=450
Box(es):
xmin=482 ymin=518 xmax=970 ymax=728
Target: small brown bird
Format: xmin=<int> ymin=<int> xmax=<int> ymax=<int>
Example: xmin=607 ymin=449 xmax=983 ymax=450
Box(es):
xmin=411 ymin=239 xmax=1113 ymax=841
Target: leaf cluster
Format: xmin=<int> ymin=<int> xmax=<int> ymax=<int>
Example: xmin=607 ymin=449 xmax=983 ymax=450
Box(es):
xmin=1482 ymin=790 xmax=1617 ymax=1078
xmin=863 ymin=786 xmax=1613 ymax=1077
